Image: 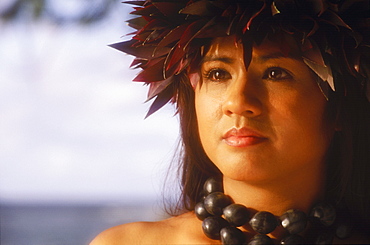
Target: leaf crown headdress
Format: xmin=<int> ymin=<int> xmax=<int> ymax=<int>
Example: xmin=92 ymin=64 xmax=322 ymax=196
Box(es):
xmin=112 ymin=0 xmax=370 ymax=117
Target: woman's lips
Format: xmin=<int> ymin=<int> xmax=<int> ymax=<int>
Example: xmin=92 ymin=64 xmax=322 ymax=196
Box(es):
xmin=222 ymin=127 xmax=267 ymax=147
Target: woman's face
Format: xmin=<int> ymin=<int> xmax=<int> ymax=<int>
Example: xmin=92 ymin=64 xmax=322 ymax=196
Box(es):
xmin=195 ymin=36 xmax=336 ymax=184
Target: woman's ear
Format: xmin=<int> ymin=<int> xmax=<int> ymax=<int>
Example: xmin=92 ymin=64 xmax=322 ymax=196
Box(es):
xmin=189 ymin=72 xmax=200 ymax=90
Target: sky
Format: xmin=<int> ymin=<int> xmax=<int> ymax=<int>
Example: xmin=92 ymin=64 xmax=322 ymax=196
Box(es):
xmin=0 ymin=2 xmax=180 ymax=204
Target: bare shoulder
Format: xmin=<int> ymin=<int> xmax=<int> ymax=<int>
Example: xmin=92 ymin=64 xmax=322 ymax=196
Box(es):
xmin=89 ymin=212 xmax=207 ymax=245
xmin=89 ymin=221 xmax=156 ymax=245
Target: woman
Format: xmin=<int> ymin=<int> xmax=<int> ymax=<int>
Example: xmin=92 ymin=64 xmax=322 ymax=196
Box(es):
xmin=91 ymin=0 xmax=370 ymax=244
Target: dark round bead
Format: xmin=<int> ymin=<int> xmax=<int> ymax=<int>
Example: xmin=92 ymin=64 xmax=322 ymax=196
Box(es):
xmin=315 ymin=232 xmax=334 ymax=244
xmin=335 ymin=222 xmax=353 ymax=240
xmin=279 ymin=209 xmax=307 ymax=234
xmin=202 ymin=216 xmax=229 ymax=240
xmin=280 ymin=234 xmax=305 ymax=244
xmin=310 ymin=202 xmax=336 ymax=226
xmin=223 ymin=204 xmax=250 ymax=227
xmin=220 ymin=226 xmax=246 ymax=245
xmin=195 ymin=201 xmax=211 ymax=221
xmin=248 ymin=234 xmax=274 ymax=245
xmin=204 ymin=192 xmax=232 ymax=216
xmin=203 ymin=177 xmax=223 ymax=195
xmin=249 ymin=211 xmax=278 ymax=234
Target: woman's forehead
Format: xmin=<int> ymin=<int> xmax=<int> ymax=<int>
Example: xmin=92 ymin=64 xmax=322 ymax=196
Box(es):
xmin=205 ymin=35 xmax=302 ymax=61
xmin=205 ymin=36 xmax=241 ymax=56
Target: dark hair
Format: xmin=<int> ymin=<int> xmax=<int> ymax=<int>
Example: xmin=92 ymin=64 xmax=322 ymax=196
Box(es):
xmin=325 ymin=73 xmax=370 ymax=234
xmin=174 ymin=70 xmax=221 ymax=211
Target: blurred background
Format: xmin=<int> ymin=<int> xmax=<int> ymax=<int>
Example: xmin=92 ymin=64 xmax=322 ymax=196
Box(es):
xmin=0 ymin=0 xmax=180 ymax=244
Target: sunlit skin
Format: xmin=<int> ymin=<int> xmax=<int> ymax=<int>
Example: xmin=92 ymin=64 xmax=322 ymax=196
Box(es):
xmin=195 ymin=36 xmax=336 ymax=217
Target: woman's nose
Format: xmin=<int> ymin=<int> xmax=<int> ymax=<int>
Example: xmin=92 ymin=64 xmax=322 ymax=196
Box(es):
xmin=222 ymin=75 xmax=263 ymax=117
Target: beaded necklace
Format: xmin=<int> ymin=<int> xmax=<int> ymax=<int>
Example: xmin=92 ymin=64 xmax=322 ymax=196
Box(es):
xmin=194 ymin=178 xmax=352 ymax=244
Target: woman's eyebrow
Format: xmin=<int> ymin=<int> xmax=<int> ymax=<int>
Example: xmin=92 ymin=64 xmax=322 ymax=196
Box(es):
xmin=254 ymin=52 xmax=301 ymax=62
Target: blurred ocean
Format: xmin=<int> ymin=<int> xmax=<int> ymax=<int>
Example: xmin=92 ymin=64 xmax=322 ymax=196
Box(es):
xmin=0 ymin=201 xmax=166 ymax=245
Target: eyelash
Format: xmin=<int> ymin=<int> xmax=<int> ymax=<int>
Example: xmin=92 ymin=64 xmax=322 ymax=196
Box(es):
xmin=202 ymin=66 xmax=292 ymax=82
xmin=263 ymin=67 xmax=292 ymax=81
xmin=203 ymin=68 xmax=231 ymax=82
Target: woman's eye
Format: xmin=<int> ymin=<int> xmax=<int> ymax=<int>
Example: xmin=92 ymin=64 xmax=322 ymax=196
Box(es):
xmin=264 ymin=67 xmax=292 ymax=80
xmin=204 ymin=69 xmax=231 ymax=82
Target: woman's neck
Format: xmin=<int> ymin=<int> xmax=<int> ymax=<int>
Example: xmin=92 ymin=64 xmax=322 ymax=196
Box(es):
xmin=222 ymin=169 xmax=326 ymax=241
xmin=222 ymin=167 xmax=326 ymax=216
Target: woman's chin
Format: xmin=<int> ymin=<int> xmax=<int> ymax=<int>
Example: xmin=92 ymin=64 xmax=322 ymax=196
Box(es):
xmin=218 ymin=162 xmax=275 ymax=184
